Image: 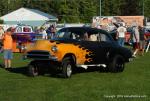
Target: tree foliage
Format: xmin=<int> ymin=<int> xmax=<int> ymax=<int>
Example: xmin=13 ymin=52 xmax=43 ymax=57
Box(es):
xmin=0 ymin=0 xmax=149 ymax=23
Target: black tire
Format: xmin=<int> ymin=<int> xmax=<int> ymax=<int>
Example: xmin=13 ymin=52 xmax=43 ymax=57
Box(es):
xmin=108 ymin=55 xmax=125 ymax=73
xmin=36 ymin=62 xmax=45 ymax=75
xmin=62 ymin=57 xmax=74 ymax=78
xmin=28 ymin=61 xmax=39 ymax=77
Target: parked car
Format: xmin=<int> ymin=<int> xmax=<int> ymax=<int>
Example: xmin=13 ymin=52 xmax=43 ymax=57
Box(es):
xmin=144 ymin=28 xmax=150 ymax=37
xmin=12 ymin=25 xmax=43 ymax=52
xmin=23 ymin=27 xmax=132 ymax=78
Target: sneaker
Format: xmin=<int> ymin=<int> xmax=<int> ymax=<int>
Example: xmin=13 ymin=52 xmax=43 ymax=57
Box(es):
xmin=132 ymin=55 xmax=136 ymax=58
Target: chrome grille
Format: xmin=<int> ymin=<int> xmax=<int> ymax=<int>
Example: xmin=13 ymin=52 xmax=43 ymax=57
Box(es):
xmin=27 ymin=50 xmax=50 ymax=59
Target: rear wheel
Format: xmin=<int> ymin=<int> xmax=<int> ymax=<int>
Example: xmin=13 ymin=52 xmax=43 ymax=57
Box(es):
xmin=108 ymin=55 xmax=125 ymax=72
xmin=28 ymin=61 xmax=39 ymax=76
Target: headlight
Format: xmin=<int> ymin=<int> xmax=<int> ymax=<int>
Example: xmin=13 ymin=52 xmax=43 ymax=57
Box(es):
xmin=51 ymin=45 xmax=58 ymax=52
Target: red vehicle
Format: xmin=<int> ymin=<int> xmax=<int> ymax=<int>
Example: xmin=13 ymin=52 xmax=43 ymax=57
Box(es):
xmin=12 ymin=25 xmax=36 ymax=52
xmin=144 ymin=28 xmax=150 ymax=37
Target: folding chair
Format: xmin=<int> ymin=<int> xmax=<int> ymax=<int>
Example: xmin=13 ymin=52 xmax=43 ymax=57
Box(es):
xmin=145 ymin=40 xmax=150 ymax=53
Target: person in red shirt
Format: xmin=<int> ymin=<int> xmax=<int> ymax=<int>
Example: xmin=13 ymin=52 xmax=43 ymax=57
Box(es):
xmin=2 ymin=28 xmax=13 ymax=70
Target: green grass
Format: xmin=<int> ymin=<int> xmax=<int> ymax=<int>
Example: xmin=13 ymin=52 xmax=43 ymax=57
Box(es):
xmin=0 ymin=53 xmax=150 ymax=101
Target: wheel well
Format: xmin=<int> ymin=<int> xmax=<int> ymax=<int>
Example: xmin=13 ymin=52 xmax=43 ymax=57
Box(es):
xmin=109 ymin=53 xmax=125 ymax=62
xmin=63 ymin=53 xmax=76 ymax=64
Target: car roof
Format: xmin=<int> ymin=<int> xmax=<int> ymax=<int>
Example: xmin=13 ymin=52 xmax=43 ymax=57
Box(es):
xmin=58 ymin=27 xmax=108 ymax=35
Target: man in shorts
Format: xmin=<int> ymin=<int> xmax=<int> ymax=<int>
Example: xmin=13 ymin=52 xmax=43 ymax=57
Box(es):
xmin=2 ymin=28 xmax=13 ymax=70
xmin=139 ymin=26 xmax=147 ymax=55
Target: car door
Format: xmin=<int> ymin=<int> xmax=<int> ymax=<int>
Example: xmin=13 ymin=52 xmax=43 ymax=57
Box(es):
xmin=65 ymin=29 xmax=101 ymax=64
xmin=97 ymin=32 xmax=114 ymax=63
xmin=79 ymin=39 xmax=101 ymax=64
xmin=75 ymin=30 xmax=103 ymax=64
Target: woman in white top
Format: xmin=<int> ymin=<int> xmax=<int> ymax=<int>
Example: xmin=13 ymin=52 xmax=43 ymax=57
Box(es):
xmin=132 ymin=26 xmax=140 ymax=57
xmin=39 ymin=27 xmax=47 ymax=39
xmin=132 ymin=26 xmax=140 ymax=43
xmin=117 ymin=25 xmax=127 ymax=47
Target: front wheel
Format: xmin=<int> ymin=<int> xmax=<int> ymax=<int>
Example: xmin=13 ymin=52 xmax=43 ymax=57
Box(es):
xmin=28 ymin=61 xmax=39 ymax=77
xmin=62 ymin=57 xmax=74 ymax=78
xmin=108 ymin=55 xmax=125 ymax=72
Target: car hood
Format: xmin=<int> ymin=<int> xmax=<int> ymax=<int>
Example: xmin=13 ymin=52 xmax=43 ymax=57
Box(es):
xmin=26 ymin=40 xmax=55 ymax=52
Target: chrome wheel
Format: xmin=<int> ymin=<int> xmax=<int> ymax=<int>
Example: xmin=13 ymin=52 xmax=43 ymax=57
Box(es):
xmin=66 ymin=64 xmax=72 ymax=77
xmin=62 ymin=57 xmax=74 ymax=78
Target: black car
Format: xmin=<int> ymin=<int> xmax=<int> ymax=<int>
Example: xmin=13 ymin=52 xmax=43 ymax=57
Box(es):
xmin=24 ymin=27 xmax=132 ymax=78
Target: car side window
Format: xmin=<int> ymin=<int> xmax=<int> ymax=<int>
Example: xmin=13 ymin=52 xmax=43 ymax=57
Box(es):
xmin=82 ymin=32 xmax=89 ymax=41
xmin=88 ymin=34 xmax=99 ymax=41
xmin=99 ymin=33 xmax=111 ymax=42
xmin=64 ymin=31 xmax=82 ymax=40
xmin=57 ymin=31 xmax=65 ymax=38
xmin=63 ymin=31 xmax=72 ymax=38
xmin=57 ymin=31 xmax=78 ymax=39
xmin=68 ymin=32 xmax=75 ymax=39
xmin=23 ymin=27 xmax=31 ymax=32
xmin=57 ymin=28 xmax=111 ymax=42
xmin=17 ymin=27 xmax=22 ymax=33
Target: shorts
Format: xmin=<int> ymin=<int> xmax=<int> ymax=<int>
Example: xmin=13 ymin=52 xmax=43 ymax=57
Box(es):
xmin=139 ymin=40 xmax=145 ymax=49
xmin=4 ymin=49 xmax=13 ymax=59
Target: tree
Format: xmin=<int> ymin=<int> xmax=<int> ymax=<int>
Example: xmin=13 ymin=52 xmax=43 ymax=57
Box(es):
xmin=144 ymin=0 xmax=150 ymax=17
xmin=79 ymin=0 xmax=97 ymax=23
xmin=120 ymin=0 xmax=141 ymax=15
xmin=0 ymin=0 xmax=150 ymax=23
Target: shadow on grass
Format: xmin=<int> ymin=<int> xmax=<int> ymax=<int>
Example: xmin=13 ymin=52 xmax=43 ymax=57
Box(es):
xmin=10 ymin=67 xmax=28 ymax=75
xmin=48 ymin=66 xmax=109 ymax=78
xmin=1 ymin=65 xmax=108 ymax=78
xmin=0 ymin=63 xmax=29 ymax=76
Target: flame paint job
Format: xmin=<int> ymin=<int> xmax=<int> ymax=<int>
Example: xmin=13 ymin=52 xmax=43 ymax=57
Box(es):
xmin=25 ymin=40 xmax=93 ymax=64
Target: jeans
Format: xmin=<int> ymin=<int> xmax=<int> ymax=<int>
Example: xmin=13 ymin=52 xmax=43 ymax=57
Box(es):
xmin=118 ymin=38 xmax=125 ymax=47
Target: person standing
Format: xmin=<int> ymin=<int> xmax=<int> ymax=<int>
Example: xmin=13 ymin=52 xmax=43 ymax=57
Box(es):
xmin=0 ymin=26 xmax=4 ymax=51
xmin=132 ymin=26 xmax=140 ymax=57
xmin=49 ymin=25 xmax=56 ymax=39
xmin=46 ymin=26 xmax=51 ymax=39
xmin=139 ymin=26 xmax=147 ymax=55
xmin=2 ymin=28 xmax=13 ymax=70
xmin=39 ymin=27 xmax=47 ymax=39
xmin=116 ymin=24 xmax=127 ymax=47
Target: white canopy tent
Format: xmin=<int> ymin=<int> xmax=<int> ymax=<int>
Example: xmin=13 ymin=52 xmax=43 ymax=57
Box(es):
xmin=0 ymin=7 xmax=58 ymax=26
